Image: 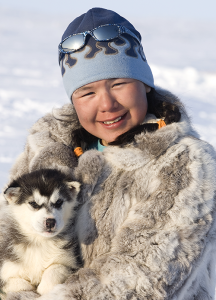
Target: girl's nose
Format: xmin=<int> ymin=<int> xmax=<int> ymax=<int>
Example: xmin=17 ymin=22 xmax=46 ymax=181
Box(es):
xmin=99 ymin=91 xmax=118 ymax=112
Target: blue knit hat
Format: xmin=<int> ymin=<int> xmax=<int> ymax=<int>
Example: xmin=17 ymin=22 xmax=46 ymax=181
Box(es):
xmin=59 ymin=8 xmax=154 ymax=99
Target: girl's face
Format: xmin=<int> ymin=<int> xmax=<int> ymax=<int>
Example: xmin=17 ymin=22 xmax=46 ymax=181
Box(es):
xmin=72 ymin=78 xmax=150 ymax=146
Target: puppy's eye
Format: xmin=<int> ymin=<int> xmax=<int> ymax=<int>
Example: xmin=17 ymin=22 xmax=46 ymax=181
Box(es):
xmin=53 ymin=199 xmax=63 ymax=209
xmin=29 ymin=201 xmax=41 ymax=209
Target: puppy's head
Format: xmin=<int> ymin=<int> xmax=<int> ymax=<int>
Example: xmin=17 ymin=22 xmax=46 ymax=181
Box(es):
xmin=4 ymin=169 xmax=80 ymax=238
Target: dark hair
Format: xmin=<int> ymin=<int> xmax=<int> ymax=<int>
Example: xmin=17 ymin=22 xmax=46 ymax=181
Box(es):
xmin=71 ymin=88 xmax=181 ymax=148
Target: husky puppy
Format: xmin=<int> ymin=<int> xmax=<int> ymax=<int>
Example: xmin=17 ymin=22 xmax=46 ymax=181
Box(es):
xmin=0 ymin=169 xmax=81 ymax=298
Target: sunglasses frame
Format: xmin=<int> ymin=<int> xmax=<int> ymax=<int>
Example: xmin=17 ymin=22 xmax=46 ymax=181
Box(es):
xmin=58 ymin=24 xmax=141 ymax=63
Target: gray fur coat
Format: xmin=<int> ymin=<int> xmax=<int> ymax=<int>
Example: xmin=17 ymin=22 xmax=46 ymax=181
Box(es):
xmin=5 ymin=89 xmax=216 ymax=300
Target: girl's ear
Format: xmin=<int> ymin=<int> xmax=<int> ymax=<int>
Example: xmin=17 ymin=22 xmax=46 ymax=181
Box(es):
xmin=4 ymin=187 xmax=21 ymax=203
xmin=144 ymin=84 xmax=151 ymax=93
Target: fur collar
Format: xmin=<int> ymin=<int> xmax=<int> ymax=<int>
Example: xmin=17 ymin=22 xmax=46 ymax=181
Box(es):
xmin=103 ymin=111 xmax=200 ymax=171
xmin=30 ymin=87 xmax=200 ymax=172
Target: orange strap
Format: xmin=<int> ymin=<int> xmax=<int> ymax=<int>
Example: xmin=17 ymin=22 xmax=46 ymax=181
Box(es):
xmin=157 ymin=119 xmax=166 ymax=129
xmin=74 ymin=147 xmax=83 ymax=157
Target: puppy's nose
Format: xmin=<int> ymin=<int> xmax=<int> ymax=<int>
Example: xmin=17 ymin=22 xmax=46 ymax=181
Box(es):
xmin=46 ymin=218 xmax=56 ymax=229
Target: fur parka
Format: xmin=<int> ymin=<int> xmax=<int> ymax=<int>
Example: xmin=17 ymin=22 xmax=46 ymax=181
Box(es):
xmin=5 ymin=88 xmax=216 ymax=300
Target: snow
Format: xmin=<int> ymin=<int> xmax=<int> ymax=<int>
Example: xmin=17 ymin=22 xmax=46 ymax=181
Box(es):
xmin=0 ymin=7 xmax=216 ymax=189
xmin=151 ymin=65 xmax=216 ymax=147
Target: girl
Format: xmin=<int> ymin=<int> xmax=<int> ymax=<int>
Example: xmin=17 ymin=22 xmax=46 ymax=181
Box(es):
xmin=6 ymin=7 xmax=216 ymax=300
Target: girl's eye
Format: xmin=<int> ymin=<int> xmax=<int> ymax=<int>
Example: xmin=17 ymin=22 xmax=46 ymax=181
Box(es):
xmin=113 ymin=82 xmax=125 ymax=87
xmin=82 ymin=92 xmax=95 ymax=97
xmin=29 ymin=201 xmax=41 ymax=209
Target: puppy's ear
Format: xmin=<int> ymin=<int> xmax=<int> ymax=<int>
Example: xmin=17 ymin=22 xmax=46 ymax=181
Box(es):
xmin=66 ymin=181 xmax=81 ymax=195
xmin=4 ymin=187 xmax=21 ymax=203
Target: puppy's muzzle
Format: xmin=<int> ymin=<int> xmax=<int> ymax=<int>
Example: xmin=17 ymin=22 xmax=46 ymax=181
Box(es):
xmin=46 ymin=218 xmax=56 ymax=230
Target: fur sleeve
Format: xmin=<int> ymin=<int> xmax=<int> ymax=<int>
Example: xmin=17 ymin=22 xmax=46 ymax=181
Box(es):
xmin=9 ymin=104 xmax=79 ymax=180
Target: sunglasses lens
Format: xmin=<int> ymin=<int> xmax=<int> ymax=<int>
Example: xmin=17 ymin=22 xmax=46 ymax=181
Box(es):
xmin=61 ymin=34 xmax=85 ymax=51
xmin=93 ymin=25 xmax=119 ymax=40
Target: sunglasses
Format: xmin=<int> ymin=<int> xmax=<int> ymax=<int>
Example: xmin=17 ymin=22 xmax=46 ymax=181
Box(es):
xmin=58 ymin=24 xmax=141 ymax=64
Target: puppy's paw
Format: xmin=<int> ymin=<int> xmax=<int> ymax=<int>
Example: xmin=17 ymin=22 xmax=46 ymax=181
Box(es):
xmin=37 ymin=264 xmax=71 ymax=295
xmin=37 ymin=281 xmax=54 ymax=296
xmin=3 ymin=278 xmax=34 ymax=294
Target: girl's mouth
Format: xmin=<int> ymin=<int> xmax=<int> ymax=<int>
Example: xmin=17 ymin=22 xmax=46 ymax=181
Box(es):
xmin=102 ymin=113 xmax=127 ymax=125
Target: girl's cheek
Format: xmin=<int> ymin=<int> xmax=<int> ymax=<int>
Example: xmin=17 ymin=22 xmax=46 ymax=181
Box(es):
xmin=77 ymin=107 xmax=96 ymax=123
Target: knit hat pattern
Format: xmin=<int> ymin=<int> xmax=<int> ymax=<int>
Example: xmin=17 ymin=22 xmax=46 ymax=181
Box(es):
xmin=59 ymin=8 xmax=154 ymax=99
